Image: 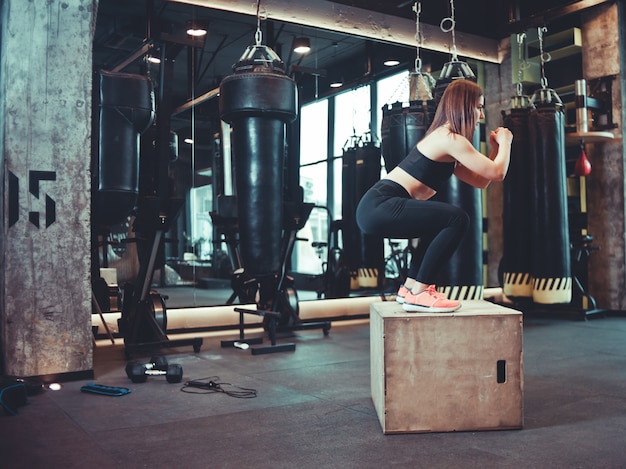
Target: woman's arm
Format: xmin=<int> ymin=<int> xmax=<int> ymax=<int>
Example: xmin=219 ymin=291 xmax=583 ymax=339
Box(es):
xmin=448 ymin=128 xmax=512 ymax=185
xmin=453 ymin=130 xmax=504 ymax=189
xmin=454 ymin=162 xmax=491 ymax=189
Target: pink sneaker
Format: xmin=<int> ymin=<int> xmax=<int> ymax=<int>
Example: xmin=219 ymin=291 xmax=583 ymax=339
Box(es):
xmin=395 ymin=285 xmax=410 ymax=304
xmin=402 ymin=285 xmax=461 ymax=313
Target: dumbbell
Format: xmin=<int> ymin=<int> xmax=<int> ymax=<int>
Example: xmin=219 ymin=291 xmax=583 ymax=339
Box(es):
xmin=125 ymin=356 xmax=183 ymax=384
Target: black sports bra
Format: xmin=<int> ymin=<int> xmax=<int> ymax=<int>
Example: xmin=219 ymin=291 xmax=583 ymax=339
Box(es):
xmin=397 ymin=146 xmax=455 ymax=191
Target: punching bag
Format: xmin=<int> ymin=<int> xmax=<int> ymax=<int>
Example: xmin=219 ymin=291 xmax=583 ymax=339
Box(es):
xmin=355 ymin=142 xmax=384 ymax=288
xmin=219 ymin=44 xmax=297 ymax=278
xmin=501 ymin=96 xmax=533 ymax=298
xmin=528 ymin=89 xmax=572 ymax=304
xmin=93 ymin=70 xmax=155 ymax=227
xmin=432 ymin=169 xmax=483 ymax=301
xmin=433 ymin=60 xmax=476 ymax=103
xmin=341 ymin=144 xmax=361 ymax=286
xmin=432 ymin=76 xmax=483 ymax=301
xmin=380 ymin=100 xmax=435 ymax=173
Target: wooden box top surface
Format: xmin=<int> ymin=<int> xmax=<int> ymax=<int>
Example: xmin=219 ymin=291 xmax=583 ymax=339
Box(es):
xmin=371 ymin=300 xmax=522 ymax=319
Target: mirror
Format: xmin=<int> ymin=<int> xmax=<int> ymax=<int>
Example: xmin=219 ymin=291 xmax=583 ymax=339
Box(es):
xmin=92 ymin=0 xmax=487 ymax=310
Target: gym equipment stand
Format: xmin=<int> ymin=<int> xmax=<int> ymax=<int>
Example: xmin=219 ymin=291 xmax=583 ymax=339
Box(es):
xmin=220 ymin=201 xmax=331 ymax=355
xmin=119 ymin=197 xmax=203 ymax=359
xmin=117 ymin=40 xmax=203 ymax=359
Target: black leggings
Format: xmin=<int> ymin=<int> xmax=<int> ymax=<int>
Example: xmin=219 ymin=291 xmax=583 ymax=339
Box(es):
xmin=356 ymin=179 xmax=469 ymax=285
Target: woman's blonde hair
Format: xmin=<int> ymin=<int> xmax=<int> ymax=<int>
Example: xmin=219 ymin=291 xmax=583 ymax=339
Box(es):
xmin=426 ymin=79 xmax=483 ymax=141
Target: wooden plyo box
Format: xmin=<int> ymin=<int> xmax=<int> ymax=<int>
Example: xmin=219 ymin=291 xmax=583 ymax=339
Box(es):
xmin=370 ymin=300 xmax=523 ymax=434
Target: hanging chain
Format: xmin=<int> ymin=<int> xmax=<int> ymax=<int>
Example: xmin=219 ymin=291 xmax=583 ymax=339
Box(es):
xmin=255 ymin=0 xmax=265 ymax=46
xmin=440 ymin=0 xmax=457 ymax=60
xmin=516 ymin=32 xmax=528 ymax=96
xmin=386 ymin=74 xmax=409 ymax=105
xmin=413 ymin=2 xmax=423 ymax=73
xmin=537 ymin=26 xmax=551 ymax=89
xmin=385 ymin=2 xmax=422 ymax=105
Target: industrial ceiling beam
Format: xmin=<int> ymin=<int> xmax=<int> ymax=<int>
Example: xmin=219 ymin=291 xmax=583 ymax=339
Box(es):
xmin=168 ymin=0 xmax=501 ymax=63
xmin=506 ymin=0 xmax=611 ymax=33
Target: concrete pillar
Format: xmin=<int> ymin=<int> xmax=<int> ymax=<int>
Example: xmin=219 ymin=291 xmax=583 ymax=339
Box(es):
xmin=0 ymin=0 xmax=95 ymax=380
xmin=581 ymin=2 xmax=626 ymax=311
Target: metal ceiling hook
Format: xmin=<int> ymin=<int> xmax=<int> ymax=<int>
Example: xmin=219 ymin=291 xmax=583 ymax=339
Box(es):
xmin=440 ymin=17 xmax=455 ymax=33
xmin=254 ymin=0 xmax=267 ymax=46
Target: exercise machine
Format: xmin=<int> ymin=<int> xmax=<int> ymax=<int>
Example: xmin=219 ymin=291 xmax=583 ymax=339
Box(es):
xmin=215 ymin=198 xmax=331 ymax=355
xmin=92 ymin=42 xmax=204 ymax=358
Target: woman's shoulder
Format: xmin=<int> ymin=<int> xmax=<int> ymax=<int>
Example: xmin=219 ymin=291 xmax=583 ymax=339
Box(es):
xmin=429 ymin=125 xmax=467 ymax=141
xmin=419 ymin=126 xmax=468 ymax=161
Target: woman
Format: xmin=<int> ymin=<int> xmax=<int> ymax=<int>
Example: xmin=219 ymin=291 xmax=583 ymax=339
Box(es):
xmin=356 ymin=79 xmax=513 ymax=312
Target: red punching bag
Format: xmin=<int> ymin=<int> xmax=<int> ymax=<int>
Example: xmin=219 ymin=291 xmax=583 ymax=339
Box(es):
xmin=575 ymin=146 xmax=592 ymax=177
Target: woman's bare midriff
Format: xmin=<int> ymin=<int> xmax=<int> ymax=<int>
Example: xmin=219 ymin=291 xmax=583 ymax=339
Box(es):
xmin=384 ymin=167 xmax=436 ymax=200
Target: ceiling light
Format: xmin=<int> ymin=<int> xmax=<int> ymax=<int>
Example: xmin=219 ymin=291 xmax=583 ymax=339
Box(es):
xmin=329 ymin=71 xmax=343 ymax=88
xmin=184 ymin=138 xmax=194 ymax=144
xmin=146 ymin=55 xmax=161 ymax=64
xmin=186 ymin=20 xmax=208 ymax=37
xmin=196 ymin=167 xmax=212 ymax=177
xmin=293 ymin=37 xmax=311 ymax=54
xmin=384 ymin=59 xmax=400 ymax=67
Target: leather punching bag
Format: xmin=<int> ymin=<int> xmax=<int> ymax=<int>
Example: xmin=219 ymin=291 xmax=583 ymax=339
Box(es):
xmin=341 ymin=145 xmax=359 ymax=278
xmin=432 ymin=166 xmax=484 ymax=301
xmin=93 ymin=70 xmax=155 ymax=227
xmin=501 ymin=97 xmax=533 ymax=298
xmin=528 ymin=89 xmax=572 ymax=304
xmin=380 ymin=100 xmax=435 ymax=173
xmin=355 ymin=142 xmax=384 ymax=288
xmin=219 ymin=45 xmax=297 ymax=278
